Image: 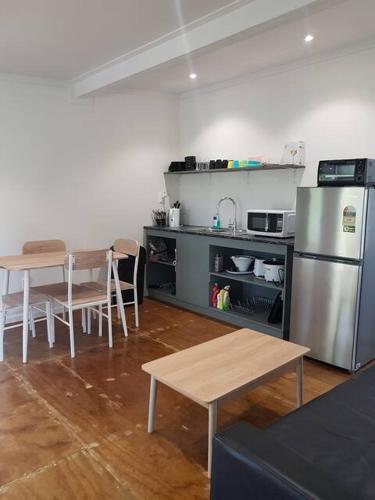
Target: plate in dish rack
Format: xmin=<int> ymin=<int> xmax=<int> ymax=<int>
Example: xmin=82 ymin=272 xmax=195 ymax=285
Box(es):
xmin=226 ymin=270 xmax=252 ymax=275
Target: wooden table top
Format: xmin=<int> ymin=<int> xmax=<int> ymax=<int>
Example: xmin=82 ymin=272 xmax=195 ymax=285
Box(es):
xmin=0 ymin=251 xmax=128 ymax=271
xmin=142 ymin=328 xmax=310 ymax=405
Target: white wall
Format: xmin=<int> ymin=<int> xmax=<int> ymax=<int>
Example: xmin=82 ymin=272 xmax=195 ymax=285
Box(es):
xmin=171 ymin=45 xmax=375 ymax=228
xmin=0 ymin=79 xmax=177 ymax=292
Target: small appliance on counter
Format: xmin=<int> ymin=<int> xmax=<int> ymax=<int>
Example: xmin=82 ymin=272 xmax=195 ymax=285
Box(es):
xmin=253 ymin=258 xmax=266 ymax=278
xmin=247 ymin=209 xmax=295 ymax=238
xmin=317 ymin=158 xmax=375 ymax=186
xmin=263 ymin=258 xmax=285 ymax=283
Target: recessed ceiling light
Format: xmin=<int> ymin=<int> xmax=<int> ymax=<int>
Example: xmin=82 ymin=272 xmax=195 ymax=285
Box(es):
xmin=189 ymin=73 xmax=197 ymax=80
xmin=304 ymin=34 xmax=314 ymax=43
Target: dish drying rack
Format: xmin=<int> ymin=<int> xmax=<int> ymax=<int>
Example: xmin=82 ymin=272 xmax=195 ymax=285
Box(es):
xmin=231 ymin=296 xmax=273 ymax=316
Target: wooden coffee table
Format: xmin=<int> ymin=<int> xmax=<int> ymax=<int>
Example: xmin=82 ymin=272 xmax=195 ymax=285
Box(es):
xmin=142 ymin=328 xmax=309 ymax=476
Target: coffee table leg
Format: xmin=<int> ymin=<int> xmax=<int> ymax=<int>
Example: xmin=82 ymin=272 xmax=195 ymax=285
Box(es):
xmin=208 ymin=401 xmax=217 ymax=478
xmin=147 ymin=376 xmax=158 ymax=433
xmin=296 ymin=357 xmax=303 ymax=408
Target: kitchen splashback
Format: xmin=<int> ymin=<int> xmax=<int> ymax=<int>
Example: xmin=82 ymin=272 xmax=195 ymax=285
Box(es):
xmin=164 ymin=168 xmax=302 ymax=229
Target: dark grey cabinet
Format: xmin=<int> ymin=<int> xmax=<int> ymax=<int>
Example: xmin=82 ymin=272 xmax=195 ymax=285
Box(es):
xmin=144 ymin=227 xmax=293 ymax=339
xmin=176 ymin=233 xmax=209 ymax=307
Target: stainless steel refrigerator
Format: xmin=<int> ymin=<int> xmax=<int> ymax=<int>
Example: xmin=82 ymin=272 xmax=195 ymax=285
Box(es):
xmin=290 ymin=186 xmax=375 ymax=371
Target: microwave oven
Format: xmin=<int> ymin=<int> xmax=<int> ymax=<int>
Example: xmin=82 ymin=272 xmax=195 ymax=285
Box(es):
xmin=318 ymin=158 xmax=375 ymax=186
xmin=247 ymin=210 xmax=295 ymax=238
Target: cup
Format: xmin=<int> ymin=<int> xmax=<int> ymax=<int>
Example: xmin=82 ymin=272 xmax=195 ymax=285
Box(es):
xmin=169 ymin=208 xmax=181 ymax=227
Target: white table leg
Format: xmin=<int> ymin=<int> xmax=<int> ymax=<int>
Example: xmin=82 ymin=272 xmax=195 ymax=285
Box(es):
xmin=2 ymin=269 xmax=10 ymax=329
xmin=147 ymin=376 xmax=158 ymax=433
xmin=112 ymin=261 xmax=128 ymax=337
xmin=208 ymin=400 xmax=218 ymax=478
xmin=3 ymin=269 xmax=9 ymax=295
xmin=22 ymin=270 xmax=30 ymax=363
xmin=296 ymin=357 xmax=303 ymax=408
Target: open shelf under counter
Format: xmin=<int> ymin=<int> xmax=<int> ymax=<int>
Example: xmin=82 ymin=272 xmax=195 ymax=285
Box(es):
xmin=208 ymin=306 xmax=282 ymax=337
xmin=210 ymin=271 xmax=283 ymax=291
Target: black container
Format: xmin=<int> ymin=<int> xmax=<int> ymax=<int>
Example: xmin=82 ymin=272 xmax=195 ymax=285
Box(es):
xmin=169 ymin=161 xmax=186 ymax=172
xmin=113 ymin=246 xmax=146 ymax=305
xmin=209 ymin=160 xmax=216 ymax=170
xmin=185 ymin=155 xmax=196 ymax=171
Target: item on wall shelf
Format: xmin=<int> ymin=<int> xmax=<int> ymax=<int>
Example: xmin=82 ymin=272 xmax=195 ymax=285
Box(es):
xmin=168 ymin=161 xmax=186 ymax=172
xmin=228 ymin=160 xmax=233 ymax=169
xmin=232 ymin=160 xmax=240 ymax=168
xmin=152 ymin=209 xmax=167 ymax=227
xmin=185 ymin=156 xmax=196 ymax=171
xmin=197 ymin=162 xmax=209 ymax=171
xmin=281 ymin=141 xmax=305 ymax=166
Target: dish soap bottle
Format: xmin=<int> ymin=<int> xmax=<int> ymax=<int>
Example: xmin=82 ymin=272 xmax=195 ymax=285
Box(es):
xmin=212 ymin=214 xmax=221 ymax=229
xmin=211 ymin=283 xmax=220 ymax=308
xmin=223 ymin=285 xmax=231 ymax=311
xmin=217 ymin=289 xmax=225 ymax=310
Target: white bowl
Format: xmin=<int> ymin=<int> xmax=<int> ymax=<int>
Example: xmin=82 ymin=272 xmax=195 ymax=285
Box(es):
xmin=231 ymin=255 xmax=254 ymax=272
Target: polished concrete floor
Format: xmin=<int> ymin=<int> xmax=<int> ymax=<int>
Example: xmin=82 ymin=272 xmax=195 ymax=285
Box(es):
xmin=0 ymin=299 xmax=349 ymax=499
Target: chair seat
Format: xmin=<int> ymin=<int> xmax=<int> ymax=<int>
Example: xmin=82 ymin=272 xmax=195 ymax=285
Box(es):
xmin=32 ymin=283 xmax=107 ymax=307
xmin=81 ymin=280 xmax=134 ymax=293
xmin=1 ymin=291 xmax=47 ymax=310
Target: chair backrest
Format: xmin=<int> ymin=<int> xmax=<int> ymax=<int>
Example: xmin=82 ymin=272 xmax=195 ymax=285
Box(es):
xmin=113 ymin=239 xmax=140 ymax=285
xmin=22 ymin=239 xmax=66 ymax=255
xmin=113 ymin=239 xmax=139 ymax=257
xmin=23 ymin=239 xmax=67 ymax=282
xmin=64 ymin=249 xmax=108 ymax=271
xmin=65 ymin=250 xmax=112 ymax=307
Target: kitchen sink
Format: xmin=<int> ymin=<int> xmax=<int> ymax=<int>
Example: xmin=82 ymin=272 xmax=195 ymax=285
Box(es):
xmin=182 ymin=226 xmax=247 ymax=236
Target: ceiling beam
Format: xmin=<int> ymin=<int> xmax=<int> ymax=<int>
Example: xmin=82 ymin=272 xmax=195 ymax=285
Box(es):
xmin=73 ymin=0 xmax=317 ymax=97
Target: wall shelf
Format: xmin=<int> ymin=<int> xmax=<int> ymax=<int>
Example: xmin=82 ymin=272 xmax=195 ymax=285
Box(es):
xmin=164 ymin=164 xmax=305 ymax=175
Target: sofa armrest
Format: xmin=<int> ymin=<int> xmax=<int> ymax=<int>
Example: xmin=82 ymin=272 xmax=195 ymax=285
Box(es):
xmin=210 ymin=422 xmax=349 ymax=500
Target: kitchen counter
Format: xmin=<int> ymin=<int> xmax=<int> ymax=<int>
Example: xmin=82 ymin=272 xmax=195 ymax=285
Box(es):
xmin=143 ymin=225 xmax=294 ymax=246
xmin=144 ymin=226 xmax=294 ymax=339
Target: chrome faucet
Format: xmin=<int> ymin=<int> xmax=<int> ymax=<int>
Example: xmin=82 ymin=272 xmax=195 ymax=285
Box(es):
xmin=216 ymin=196 xmax=237 ymax=232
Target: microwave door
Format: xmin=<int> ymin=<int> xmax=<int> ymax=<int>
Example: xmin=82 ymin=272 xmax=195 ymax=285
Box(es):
xmin=294 ymin=187 xmax=366 ymax=260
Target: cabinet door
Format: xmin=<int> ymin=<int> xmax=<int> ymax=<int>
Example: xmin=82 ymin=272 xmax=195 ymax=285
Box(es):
xmin=176 ymin=234 xmax=209 ymax=307
xmin=290 ymin=255 xmax=359 ymax=370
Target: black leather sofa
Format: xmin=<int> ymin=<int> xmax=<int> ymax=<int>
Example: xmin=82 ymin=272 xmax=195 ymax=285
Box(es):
xmin=211 ymin=364 xmax=375 ymax=500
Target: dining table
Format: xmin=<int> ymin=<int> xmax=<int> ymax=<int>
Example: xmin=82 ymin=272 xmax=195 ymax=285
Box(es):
xmin=0 ymin=250 xmax=128 ymax=362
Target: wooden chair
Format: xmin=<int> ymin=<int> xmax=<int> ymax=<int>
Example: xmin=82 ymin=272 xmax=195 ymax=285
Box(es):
xmin=0 ymin=292 xmax=53 ymax=361
xmin=41 ymin=250 xmax=113 ymax=358
xmin=0 ymin=240 xmax=64 ymax=362
xmin=23 ymin=239 xmax=67 ymax=340
xmin=81 ymin=239 xmax=140 ymax=336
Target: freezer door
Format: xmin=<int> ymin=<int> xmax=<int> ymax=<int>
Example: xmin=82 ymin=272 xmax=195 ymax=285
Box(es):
xmin=290 ymin=255 xmax=360 ymax=370
xmin=294 ymin=187 xmax=366 ymax=259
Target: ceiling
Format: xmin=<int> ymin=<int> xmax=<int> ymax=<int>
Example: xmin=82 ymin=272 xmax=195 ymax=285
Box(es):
xmin=0 ymin=0 xmax=239 ymax=79
xmin=120 ymin=0 xmax=375 ymax=94
xmin=1 ymin=0 xmax=375 ymax=94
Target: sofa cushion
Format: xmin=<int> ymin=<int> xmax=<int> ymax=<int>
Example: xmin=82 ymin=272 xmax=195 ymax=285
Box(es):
xmin=267 ymin=364 xmax=375 ymax=499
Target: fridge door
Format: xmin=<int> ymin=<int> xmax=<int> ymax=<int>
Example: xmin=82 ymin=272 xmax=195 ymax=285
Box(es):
xmin=294 ymin=187 xmax=366 ymax=260
xmin=290 ymin=255 xmax=360 ymax=370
